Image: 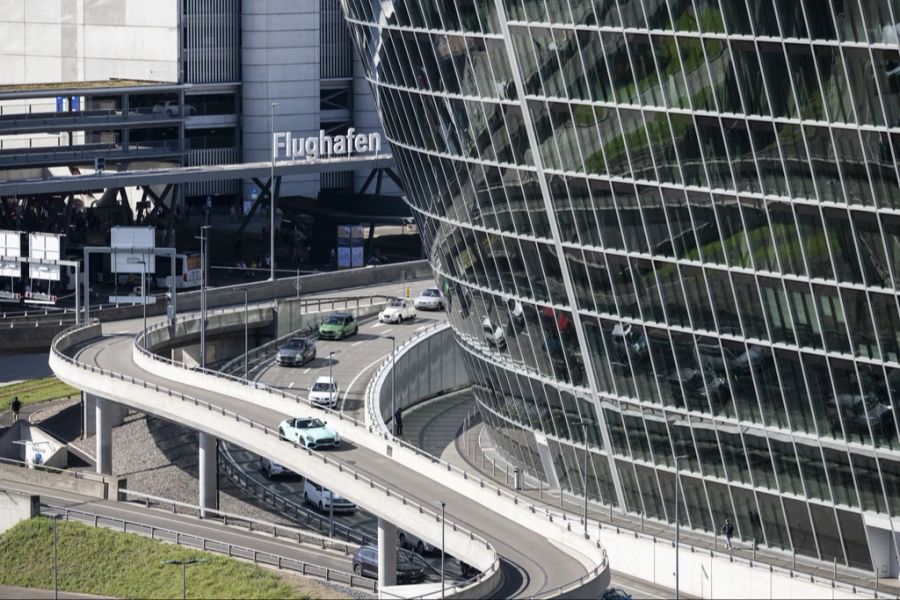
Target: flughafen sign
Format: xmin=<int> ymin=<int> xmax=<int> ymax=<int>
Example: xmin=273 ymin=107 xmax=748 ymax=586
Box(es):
xmin=273 ymin=128 xmax=382 ymax=160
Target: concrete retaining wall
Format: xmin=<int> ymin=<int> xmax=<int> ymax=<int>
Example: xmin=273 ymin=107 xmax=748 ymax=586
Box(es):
xmin=0 ymin=463 xmax=107 ymax=499
xmin=374 ymin=325 xmax=468 ymax=425
xmin=0 ymin=491 xmax=39 ymax=534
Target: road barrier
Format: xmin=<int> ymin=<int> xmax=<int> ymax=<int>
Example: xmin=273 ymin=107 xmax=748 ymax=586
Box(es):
xmin=50 ymin=321 xmax=502 ymax=600
xmin=39 ymin=502 xmax=377 ymax=592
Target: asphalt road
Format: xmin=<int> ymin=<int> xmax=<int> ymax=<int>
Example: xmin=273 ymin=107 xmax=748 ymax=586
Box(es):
xmin=63 ymin=296 xmax=593 ymax=597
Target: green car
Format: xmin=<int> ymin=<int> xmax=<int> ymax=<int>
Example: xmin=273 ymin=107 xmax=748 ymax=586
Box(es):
xmin=318 ymin=312 xmax=359 ymax=340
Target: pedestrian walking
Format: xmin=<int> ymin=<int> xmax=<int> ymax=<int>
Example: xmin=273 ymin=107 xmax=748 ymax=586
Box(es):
xmin=10 ymin=396 xmax=22 ymax=422
xmin=721 ymin=518 xmax=735 ymax=550
xmin=393 ymin=407 xmax=403 ymax=436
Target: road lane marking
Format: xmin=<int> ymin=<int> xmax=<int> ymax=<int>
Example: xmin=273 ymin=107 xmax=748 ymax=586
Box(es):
xmin=288 ymin=382 xmax=294 ymax=388
xmin=380 ymin=328 xmax=393 ymax=336
xmin=303 ymin=368 xmax=311 ymax=374
xmin=339 ymin=352 xmax=391 ymax=413
xmin=416 ymin=324 xmax=428 ymax=331
xmin=371 ymin=322 xmax=383 ymax=328
xmin=352 ymin=341 xmax=363 ymax=347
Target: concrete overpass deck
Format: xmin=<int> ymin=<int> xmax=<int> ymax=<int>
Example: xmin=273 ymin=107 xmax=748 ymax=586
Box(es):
xmin=49 ymin=290 xmax=609 ymax=597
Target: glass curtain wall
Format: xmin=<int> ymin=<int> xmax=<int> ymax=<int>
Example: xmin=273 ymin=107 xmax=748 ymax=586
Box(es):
xmin=341 ymin=0 xmax=900 ymax=571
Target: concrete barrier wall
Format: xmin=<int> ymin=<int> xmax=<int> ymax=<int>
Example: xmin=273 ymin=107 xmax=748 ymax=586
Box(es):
xmin=0 ymin=463 xmax=107 ymax=499
xmin=0 ymin=490 xmax=39 ymax=534
xmin=376 ymin=326 xmax=469 ymax=424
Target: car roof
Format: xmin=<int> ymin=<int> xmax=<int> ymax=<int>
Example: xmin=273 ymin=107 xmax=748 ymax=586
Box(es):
xmin=331 ymin=311 xmax=353 ymax=317
xmin=314 ymin=376 xmax=335 ymax=384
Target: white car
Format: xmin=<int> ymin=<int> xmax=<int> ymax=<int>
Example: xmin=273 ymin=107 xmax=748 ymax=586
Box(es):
xmin=414 ymin=287 xmax=445 ymax=311
xmin=482 ymin=317 xmax=506 ymax=349
xmin=379 ymin=298 xmax=416 ymax=323
xmin=303 ymin=479 xmax=356 ymax=513
xmin=308 ymin=376 xmax=338 ymax=408
xmin=259 ymin=457 xmax=286 ymax=479
xmin=398 ymin=529 xmax=436 ymax=554
xmin=278 ymin=416 xmax=340 ymax=449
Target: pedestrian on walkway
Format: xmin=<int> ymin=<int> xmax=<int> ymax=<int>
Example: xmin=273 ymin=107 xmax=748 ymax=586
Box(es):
xmin=393 ymin=407 xmax=403 ymax=437
xmin=721 ymin=518 xmax=735 ymax=550
xmin=10 ymin=396 xmax=22 ymax=422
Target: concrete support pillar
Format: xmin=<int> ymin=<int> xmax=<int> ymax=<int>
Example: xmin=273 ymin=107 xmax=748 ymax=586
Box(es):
xmin=95 ymin=398 xmax=112 ymax=475
xmin=83 ymin=393 xmax=128 ymax=438
xmin=198 ymin=432 xmax=218 ymax=516
xmin=377 ymin=518 xmax=397 ymax=588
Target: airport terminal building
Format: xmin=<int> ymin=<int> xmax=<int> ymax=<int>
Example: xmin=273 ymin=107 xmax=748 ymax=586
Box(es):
xmin=342 ymin=0 xmax=900 ymax=575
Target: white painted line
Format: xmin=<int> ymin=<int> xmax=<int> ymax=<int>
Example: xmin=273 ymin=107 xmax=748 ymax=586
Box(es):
xmin=303 ymin=368 xmax=312 ymax=374
xmin=288 ymin=382 xmax=294 ymax=389
xmin=352 ymin=341 xmax=363 ymax=347
xmin=371 ymin=322 xmax=384 ymax=328
xmin=380 ymin=328 xmax=393 ymax=336
xmin=339 ymin=352 xmax=390 ymax=413
xmin=415 ymin=324 xmax=428 ymax=332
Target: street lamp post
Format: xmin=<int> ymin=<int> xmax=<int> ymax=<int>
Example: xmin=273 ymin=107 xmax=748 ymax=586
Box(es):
xmin=576 ymin=421 xmax=589 ymax=537
xmin=674 ymin=454 xmax=689 ymax=600
xmin=239 ymin=287 xmax=248 ymax=380
xmin=199 ymin=226 xmax=210 ymax=369
xmin=269 ymin=102 xmax=279 ymax=281
xmin=126 ymin=257 xmax=147 ymax=337
xmin=329 ymin=351 xmax=336 ymax=406
xmin=436 ymin=500 xmax=446 ymax=599
xmin=387 ymin=335 xmax=396 ymax=435
xmin=52 ymin=514 xmax=61 ymax=600
xmin=161 ymin=558 xmax=207 ymax=600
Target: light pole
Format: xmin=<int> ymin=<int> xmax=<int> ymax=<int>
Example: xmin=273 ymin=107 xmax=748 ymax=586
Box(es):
xmin=269 ymin=101 xmax=279 ymax=281
xmin=674 ymin=453 xmax=689 ymax=600
xmin=199 ymin=225 xmax=210 ymax=369
xmin=329 ymin=351 xmax=336 ymax=407
xmin=239 ymin=287 xmax=248 ymax=381
xmin=387 ymin=335 xmax=396 ymax=435
xmin=126 ymin=257 xmax=147 ymax=338
xmin=575 ymin=420 xmax=589 ymax=537
xmin=52 ymin=514 xmax=62 ymax=600
xmin=435 ymin=500 xmax=446 ymax=599
xmin=161 ymin=558 xmax=207 ymax=600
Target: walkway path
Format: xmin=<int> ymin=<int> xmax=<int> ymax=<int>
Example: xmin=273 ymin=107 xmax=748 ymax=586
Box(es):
xmin=403 ymin=389 xmax=897 ymax=597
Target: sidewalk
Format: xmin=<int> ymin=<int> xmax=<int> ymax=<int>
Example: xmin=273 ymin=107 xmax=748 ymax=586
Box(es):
xmin=402 ymin=390 xmax=899 ymax=598
xmin=0 ymin=585 xmax=109 ymax=599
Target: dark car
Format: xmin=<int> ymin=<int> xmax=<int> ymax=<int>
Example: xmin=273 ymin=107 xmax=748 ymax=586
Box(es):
xmin=275 ymin=337 xmax=316 ymax=367
xmin=668 ymin=366 xmax=728 ymax=402
xmin=351 ymin=544 xmax=425 ymax=583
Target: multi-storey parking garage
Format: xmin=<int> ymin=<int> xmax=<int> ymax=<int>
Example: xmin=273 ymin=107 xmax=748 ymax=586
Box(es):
xmin=341 ymin=0 xmax=900 ymax=575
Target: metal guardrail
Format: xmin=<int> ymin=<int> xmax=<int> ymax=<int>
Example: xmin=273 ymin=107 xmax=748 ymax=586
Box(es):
xmin=50 ymin=320 xmax=500 ymax=598
xmin=119 ymin=488 xmax=358 ymax=555
xmin=134 ymin=297 xmax=392 ymax=429
xmin=39 ymin=502 xmax=377 ymax=593
xmin=217 ymin=444 xmax=376 ymax=548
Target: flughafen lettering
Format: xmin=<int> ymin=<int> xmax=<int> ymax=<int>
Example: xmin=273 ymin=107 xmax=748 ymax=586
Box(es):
xmin=273 ymin=129 xmax=382 ymax=160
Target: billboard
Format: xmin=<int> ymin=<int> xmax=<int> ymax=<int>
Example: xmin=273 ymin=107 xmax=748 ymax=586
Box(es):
xmin=0 ymin=230 xmax=21 ymax=278
xmin=28 ymin=233 xmax=60 ymax=281
xmin=111 ymin=226 xmax=155 ymax=274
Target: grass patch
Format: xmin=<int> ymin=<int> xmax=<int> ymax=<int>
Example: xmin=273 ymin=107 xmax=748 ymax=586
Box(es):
xmin=0 ymin=376 xmax=79 ymax=410
xmin=0 ymin=518 xmax=310 ymax=599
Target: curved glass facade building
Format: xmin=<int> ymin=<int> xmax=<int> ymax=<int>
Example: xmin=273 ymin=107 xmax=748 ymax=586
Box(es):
xmin=342 ymin=0 xmax=900 ymax=572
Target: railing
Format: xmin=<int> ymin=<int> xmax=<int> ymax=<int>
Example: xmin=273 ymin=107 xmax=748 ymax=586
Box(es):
xmin=0 ymin=456 xmax=106 ymax=483
xmin=217 ymin=444 xmax=376 ymax=547
xmin=50 ymin=320 xmax=501 ymax=598
xmin=119 ymin=488 xmax=358 ymax=555
xmin=39 ymin=502 xmax=377 ymax=592
xmin=134 ymin=297 xmax=393 ymax=430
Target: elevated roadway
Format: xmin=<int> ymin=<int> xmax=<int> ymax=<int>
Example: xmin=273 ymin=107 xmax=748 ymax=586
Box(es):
xmin=50 ymin=303 xmax=609 ymax=597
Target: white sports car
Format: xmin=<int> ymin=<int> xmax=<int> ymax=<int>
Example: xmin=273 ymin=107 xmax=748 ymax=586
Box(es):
xmin=278 ymin=417 xmax=340 ymax=449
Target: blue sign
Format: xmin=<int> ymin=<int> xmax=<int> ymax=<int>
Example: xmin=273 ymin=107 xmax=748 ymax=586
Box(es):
xmin=56 ymin=96 xmax=64 ymax=112
xmin=71 ymin=96 xmax=80 ymax=111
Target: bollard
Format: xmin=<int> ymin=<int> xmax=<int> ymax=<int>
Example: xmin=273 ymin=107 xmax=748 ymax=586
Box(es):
xmin=641 ymin=513 xmax=644 ymax=532
xmin=492 ymin=457 xmax=495 ymax=476
xmin=753 ymin=538 xmax=757 ymax=560
xmin=833 ymin=557 xmax=837 ymax=579
xmin=792 ymin=550 xmax=796 ymax=570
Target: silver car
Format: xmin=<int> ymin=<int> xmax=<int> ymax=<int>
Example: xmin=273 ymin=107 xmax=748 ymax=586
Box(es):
xmin=275 ymin=337 xmax=316 ymax=367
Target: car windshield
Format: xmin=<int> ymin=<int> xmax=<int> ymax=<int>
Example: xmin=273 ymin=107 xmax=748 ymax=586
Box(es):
xmin=284 ymin=339 xmax=304 ymax=349
xmin=424 ymin=289 xmax=439 ymax=297
xmin=325 ymin=316 xmax=343 ymax=324
xmin=295 ymin=418 xmax=325 ymax=429
xmin=388 ymin=299 xmax=403 ymax=307
xmin=312 ymin=382 xmax=335 ymax=392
